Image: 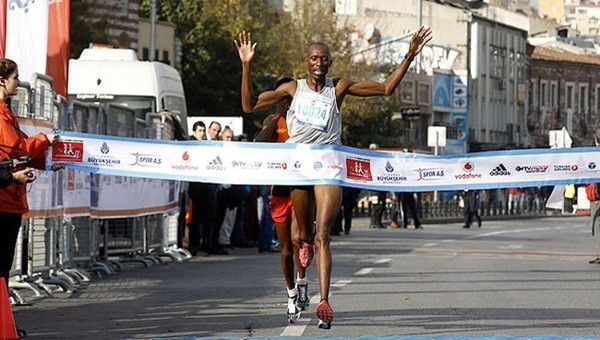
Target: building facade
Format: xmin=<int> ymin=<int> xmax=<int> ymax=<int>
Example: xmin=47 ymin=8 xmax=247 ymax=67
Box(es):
xmin=527 ymin=44 xmax=600 ymax=147
xmin=77 ymin=0 xmax=180 ymax=70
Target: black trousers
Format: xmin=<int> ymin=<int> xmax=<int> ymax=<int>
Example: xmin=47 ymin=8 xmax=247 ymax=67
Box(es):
xmin=0 ymin=213 xmax=22 ymax=290
xmin=401 ymin=194 xmax=421 ymax=227
xmin=188 ymin=183 xmax=218 ymax=251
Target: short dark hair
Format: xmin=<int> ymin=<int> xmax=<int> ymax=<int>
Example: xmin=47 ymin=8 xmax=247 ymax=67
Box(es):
xmin=192 ymin=121 xmax=205 ymax=131
xmin=0 ymin=59 xmax=17 ymax=79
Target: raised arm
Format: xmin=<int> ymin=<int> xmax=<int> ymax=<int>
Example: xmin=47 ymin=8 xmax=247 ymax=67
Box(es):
xmin=341 ymin=26 xmax=432 ymax=99
xmin=235 ymin=31 xmax=294 ymax=112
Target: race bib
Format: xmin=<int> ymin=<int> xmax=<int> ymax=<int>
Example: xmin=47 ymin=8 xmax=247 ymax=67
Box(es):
xmin=293 ymin=91 xmax=333 ymax=130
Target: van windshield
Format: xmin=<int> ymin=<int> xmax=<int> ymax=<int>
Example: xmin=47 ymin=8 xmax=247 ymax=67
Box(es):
xmin=72 ymin=94 xmax=156 ymax=120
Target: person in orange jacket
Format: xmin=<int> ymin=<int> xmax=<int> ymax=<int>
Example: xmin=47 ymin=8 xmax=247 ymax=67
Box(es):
xmin=0 ymin=59 xmax=59 ymax=291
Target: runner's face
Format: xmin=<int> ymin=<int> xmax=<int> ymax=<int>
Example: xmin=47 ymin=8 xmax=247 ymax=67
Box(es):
xmin=305 ymin=45 xmax=331 ymax=80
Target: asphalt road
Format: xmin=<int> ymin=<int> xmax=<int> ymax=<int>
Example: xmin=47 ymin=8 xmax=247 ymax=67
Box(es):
xmin=11 ymin=215 xmax=600 ymax=339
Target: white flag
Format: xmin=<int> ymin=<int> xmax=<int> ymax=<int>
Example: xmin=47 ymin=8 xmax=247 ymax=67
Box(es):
xmin=5 ymin=0 xmax=49 ymax=83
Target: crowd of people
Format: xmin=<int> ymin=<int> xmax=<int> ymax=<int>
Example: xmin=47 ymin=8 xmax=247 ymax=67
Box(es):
xmin=186 ymin=120 xmax=280 ymax=256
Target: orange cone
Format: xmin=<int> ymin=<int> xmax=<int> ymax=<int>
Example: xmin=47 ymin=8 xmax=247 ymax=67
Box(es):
xmin=0 ymin=279 xmax=17 ymax=340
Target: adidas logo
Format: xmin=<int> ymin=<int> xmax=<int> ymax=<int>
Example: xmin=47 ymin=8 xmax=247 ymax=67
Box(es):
xmin=490 ymin=163 xmax=511 ymax=176
xmin=207 ymin=156 xmax=225 ymax=170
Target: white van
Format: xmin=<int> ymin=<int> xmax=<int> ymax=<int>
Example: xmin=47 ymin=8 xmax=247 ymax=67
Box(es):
xmin=68 ymin=48 xmax=188 ymax=135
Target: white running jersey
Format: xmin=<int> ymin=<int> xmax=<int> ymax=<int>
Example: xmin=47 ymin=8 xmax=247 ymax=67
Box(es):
xmin=286 ymin=78 xmax=341 ymax=145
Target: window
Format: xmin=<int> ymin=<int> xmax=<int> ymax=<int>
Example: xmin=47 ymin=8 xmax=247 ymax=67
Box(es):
xmin=418 ymin=83 xmax=430 ymax=105
xmin=142 ymin=48 xmax=149 ymax=61
xmin=566 ymin=83 xmax=575 ymax=110
xmin=580 ymin=84 xmax=589 ymax=124
xmin=540 ymin=80 xmax=548 ymax=108
xmin=530 ymin=79 xmax=538 ymax=108
xmin=595 ymin=85 xmax=600 ymax=114
xmin=162 ymin=50 xmax=170 ymax=65
xmin=550 ymin=81 xmax=558 ymax=108
xmin=400 ymin=80 xmax=415 ymax=104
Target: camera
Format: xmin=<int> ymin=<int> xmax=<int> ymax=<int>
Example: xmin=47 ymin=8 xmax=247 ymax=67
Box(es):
xmin=0 ymin=156 xmax=31 ymax=169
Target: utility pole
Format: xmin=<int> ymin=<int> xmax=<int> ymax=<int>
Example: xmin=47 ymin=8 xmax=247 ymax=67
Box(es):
xmin=150 ymin=0 xmax=157 ymax=61
xmin=416 ymin=0 xmax=422 ymax=74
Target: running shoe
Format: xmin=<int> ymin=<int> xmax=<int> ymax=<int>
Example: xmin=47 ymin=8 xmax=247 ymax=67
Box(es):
xmin=296 ymin=281 xmax=310 ymax=310
xmin=299 ymin=242 xmax=314 ymax=268
xmin=287 ymin=295 xmax=301 ymax=323
xmin=316 ymin=299 xmax=333 ymax=329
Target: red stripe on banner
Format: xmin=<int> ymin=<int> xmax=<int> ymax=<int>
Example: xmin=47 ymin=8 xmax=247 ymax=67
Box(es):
xmin=0 ymin=0 xmax=6 ymax=58
xmin=46 ymin=0 xmax=70 ymax=97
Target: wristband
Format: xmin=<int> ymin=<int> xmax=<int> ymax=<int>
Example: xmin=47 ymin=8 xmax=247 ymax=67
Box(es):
xmin=404 ymin=54 xmax=414 ymax=62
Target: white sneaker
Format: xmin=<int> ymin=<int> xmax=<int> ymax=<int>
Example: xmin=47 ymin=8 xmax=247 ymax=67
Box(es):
xmin=287 ymin=295 xmax=301 ymax=323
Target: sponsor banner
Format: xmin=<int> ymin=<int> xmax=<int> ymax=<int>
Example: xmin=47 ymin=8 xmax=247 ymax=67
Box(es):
xmin=62 ymin=168 xmax=90 ymax=217
xmin=90 ymin=175 xmax=179 ymax=218
xmin=20 ymin=121 xmax=178 ymax=218
xmin=56 ymin=131 xmax=600 ymax=192
xmin=20 ymin=119 xmax=56 ymax=217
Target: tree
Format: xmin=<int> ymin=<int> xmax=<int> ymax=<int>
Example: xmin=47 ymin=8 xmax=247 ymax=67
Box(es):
xmin=70 ymin=1 xmax=111 ymax=58
xmin=140 ymin=0 xmax=282 ymax=119
xmin=139 ymin=0 xmax=407 ymax=144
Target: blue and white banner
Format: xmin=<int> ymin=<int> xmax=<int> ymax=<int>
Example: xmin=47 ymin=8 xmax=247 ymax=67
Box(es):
xmin=54 ymin=131 xmax=600 ymax=192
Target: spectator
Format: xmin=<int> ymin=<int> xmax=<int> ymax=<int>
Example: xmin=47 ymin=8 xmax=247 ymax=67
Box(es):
xmin=462 ymin=190 xmax=482 ymax=228
xmin=187 ymin=120 xmax=223 ymax=255
xmin=400 ymin=192 xmax=422 ymax=229
xmin=0 ymin=58 xmax=59 ymax=338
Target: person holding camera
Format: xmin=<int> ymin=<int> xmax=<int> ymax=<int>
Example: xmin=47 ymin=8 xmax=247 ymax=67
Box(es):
xmin=0 ymin=59 xmax=58 ymax=294
xmin=0 ymin=165 xmax=34 ymax=188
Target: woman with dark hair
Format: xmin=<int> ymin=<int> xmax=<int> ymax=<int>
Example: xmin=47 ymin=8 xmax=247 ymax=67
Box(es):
xmin=0 ymin=59 xmax=58 ymax=296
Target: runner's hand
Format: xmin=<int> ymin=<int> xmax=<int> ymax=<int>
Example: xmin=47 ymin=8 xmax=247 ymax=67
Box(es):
xmin=235 ymin=31 xmax=257 ymax=65
xmin=406 ymin=26 xmax=433 ymax=59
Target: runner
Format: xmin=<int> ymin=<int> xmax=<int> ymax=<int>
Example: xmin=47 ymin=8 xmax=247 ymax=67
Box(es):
xmin=257 ymin=77 xmax=311 ymax=323
xmin=235 ymin=26 xmax=432 ymax=329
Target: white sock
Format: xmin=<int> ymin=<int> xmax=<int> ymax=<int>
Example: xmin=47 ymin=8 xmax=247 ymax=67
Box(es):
xmin=288 ymin=287 xmax=298 ymax=298
xmin=296 ymin=274 xmax=307 ymax=284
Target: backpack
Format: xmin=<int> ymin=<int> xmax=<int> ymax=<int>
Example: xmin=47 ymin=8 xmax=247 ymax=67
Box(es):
xmin=586 ymin=183 xmax=597 ymax=202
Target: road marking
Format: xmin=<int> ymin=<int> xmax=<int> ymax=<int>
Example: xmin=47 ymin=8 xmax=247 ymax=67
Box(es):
xmin=497 ymin=244 xmax=524 ymax=249
xmin=280 ymin=291 xmax=334 ymax=336
xmin=354 ymin=267 xmax=373 ymax=276
xmin=374 ymin=258 xmax=391 ymax=264
xmin=423 ymin=243 xmax=438 ymax=247
xmin=331 ymin=279 xmax=352 ymax=287
xmin=280 ymin=318 xmax=310 ymax=336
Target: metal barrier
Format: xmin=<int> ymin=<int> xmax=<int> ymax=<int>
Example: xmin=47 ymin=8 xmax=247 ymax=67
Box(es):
xmin=12 ymin=82 xmax=31 ymax=118
xmin=104 ymin=103 xmax=135 ymax=137
xmin=8 ymin=78 xmax=190 ymax=303
xmin=30 ymin=74 xmax=55 ymax=124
